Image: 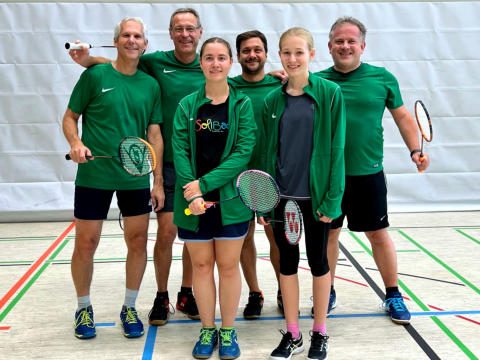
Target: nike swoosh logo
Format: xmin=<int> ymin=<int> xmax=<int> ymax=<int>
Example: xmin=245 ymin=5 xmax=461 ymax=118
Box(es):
xmin=102 ymin=88 xmax=114 ymax=93
xmin=163 ymin=69 xmax=176 ymax=73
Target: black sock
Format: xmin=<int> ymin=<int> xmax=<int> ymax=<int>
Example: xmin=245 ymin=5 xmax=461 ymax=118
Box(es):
xmin=180 ymin=286 xmax=193 ymax=294
xmin=330 ymin=285 xmax=335 ymax=293
xmin=386 ymin=287 xmax=399 ymax=297
xmin=156 ymin=291 xmax=168 ymax=299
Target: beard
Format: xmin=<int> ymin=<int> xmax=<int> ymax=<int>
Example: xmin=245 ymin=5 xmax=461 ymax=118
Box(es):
xmin=241 ymin=59 xmax=265 ymax=75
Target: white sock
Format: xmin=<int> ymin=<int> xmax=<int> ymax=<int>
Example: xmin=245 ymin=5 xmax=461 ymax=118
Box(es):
xmin=77 ymin=295 xmax=91 ymax=311
xmin=124 ymin=288 xmax=139 ymax=308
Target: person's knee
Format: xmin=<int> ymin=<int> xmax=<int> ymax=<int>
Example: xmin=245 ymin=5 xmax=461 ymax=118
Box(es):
xmin=193 ymin=257 xmax=215 ymax=275
xmin=216 ymin=259 xmax=239 ymax=277
xmin=310 ymin=262 xmax=329 ymax=277
xmin=365 ymin=229 xmax=390 ymax=246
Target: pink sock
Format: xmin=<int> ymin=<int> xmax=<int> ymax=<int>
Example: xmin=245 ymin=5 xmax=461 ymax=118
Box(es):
xmin=286 ymin=323 xmax=300 ymax=339
xmin=313 ymin=323 xmax=326 ymax=335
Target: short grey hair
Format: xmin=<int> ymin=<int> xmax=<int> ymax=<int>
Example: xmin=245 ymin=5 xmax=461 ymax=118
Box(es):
xmin=169 ymin=8 xmax=202 ymax=29
xmin=329 ymin=16 xmax=367 ymax=42
xmin=114 ymin=17 xmax=148 ymax=42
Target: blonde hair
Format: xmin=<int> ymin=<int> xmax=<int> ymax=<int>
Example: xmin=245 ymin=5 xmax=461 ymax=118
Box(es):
xmin=279 ymin=27 xmax=314 ymax=51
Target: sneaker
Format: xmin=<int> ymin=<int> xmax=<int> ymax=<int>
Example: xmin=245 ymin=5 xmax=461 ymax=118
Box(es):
xmin=243 ymin=291 xmax=264 ymax=319
xmin=307 ymin=331 xmax=329 ymax=360
xmin=120 ymin=306 xmax=144 ymax=338
xmin=148 ymin=294 xmax=173 ymax=326
xmin=311 ymin=289 xmax=337 ymax=318
xmin=177 ymin=291 xmax=200 ymax=320
xmin=277 ymin=290 xmax=284 ymax=316
xmin=219 ymin=328 xmax=240 ymax=359
xmin=382 ymin=292 xmax=411 ymax=324
xmin=270 ymin=330 xmax=304 ymax=360
xmin=192 ymin=327 xmax=218 ymax=359
xmin=74 ymin=305 xmax=96 ymax=339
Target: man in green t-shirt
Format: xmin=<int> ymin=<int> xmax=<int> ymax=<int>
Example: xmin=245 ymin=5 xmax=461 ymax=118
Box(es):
xmin=63 ymin=17 xmax=163 ymax=340
xmin=68 ymin=8 xmax=205 ymax=324
xmin=228 ymin=31 xmax=282 ymax=320
xmin=316 ymin=17 xmax=430 ymax=325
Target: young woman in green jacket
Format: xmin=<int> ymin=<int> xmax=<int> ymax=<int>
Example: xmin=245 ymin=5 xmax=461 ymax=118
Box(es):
xmin=258 ymin=28 xmax=346 ymax=360
xmin=172 ymin=37 xmax=256 ymax=360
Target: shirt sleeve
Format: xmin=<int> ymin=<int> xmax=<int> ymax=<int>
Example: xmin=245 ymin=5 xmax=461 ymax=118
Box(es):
xmin=67 ymin=68 xmax=96 ymax=115
xmin=384 ymin=69 xmax=404 ymax=110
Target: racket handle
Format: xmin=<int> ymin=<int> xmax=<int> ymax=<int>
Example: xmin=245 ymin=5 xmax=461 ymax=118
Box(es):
xmin=65 ymin=42 xmax=91 ymax=50
xmin=65 ymin=153 xmax=93 ymax=160
xmin=418 ymin=154 xmax=425 ymax=173
xmin=184 ymin=202 xmax=213 ymax=216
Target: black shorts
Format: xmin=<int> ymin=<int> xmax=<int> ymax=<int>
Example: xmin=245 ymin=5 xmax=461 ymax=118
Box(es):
xmin=331 ymin=170 xmax=389 ymax=232
xmin=74 ymin=186 xmax=152 ymax=220
xmin=156 ymin=162 xmax=175 ymax=213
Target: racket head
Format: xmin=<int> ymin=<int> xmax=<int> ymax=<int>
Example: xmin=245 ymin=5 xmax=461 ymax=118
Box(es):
xmin=236 ymin=170 xmax=280 ymax=213
xmin=283 ymin=200 xmax=303 ymax=245
xmin=118 ymin=137 xmax=156 ymax=176
xmin=415 ymin=100 xmax=433 ymax=142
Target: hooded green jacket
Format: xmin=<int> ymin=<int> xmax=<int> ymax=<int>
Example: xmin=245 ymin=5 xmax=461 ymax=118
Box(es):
xmin=261 ymin=73 xmax=346 ymax=220
xmin=172 ymin=85 xmax=256 ymax=231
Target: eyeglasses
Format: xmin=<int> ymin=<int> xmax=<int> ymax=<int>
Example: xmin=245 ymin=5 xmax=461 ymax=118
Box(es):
xmin=172 ymin=26 xmax=200 ymax=34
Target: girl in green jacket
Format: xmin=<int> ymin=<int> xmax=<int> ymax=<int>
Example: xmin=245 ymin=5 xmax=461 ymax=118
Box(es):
xmin=172 ymin=37 xmax=256 ymax=360
xmin=259 ymin=28 xmax=346 ymax=360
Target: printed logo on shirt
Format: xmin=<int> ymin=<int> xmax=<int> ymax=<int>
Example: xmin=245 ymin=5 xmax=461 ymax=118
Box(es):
xmin=272 ymin=113 xmax=276 ymax=119
xmin=163 ymin=69 xmax=176 ymax=73
xmin=102 ymin=88 xmax=114 ymax=93
xmin=195 ymin=118 xmax=229 ymax=133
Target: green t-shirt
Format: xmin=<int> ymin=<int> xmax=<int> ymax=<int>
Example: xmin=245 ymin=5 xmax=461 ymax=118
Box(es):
xmin=139 ymin=50 xmax=205 ymax=163
xmin=228 ymin=74 xmax=281 ymax=169
xmin=316 ymin=63 xmax=403 ymax=175
xmin=68 ymin=63 xmax=162 ymax=190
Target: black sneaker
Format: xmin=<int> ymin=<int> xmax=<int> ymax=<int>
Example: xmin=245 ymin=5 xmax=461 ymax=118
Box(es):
xmin=270 ymin=330 xmax=304 ymax=359
xmin=176 ymin=291 xmax=200 ymax=320
xmin=307 ymin=331 xmax=329 ymax=360
xmin=243 ymin=291 xmax=264 ymax=319
xmin=148 ymin=293 xmax=173 ymax=326
xmin=277 ymin=290 xmax=284 ymax=316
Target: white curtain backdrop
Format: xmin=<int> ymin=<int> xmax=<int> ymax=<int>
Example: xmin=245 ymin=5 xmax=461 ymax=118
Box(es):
xmin=0 ymin=2 xmax=479 ymax=221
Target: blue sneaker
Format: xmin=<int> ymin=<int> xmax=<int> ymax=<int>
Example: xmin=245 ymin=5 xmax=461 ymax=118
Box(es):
xmin=74 ymin=305 xmax=96 ymax=339
xmin=327 ymin=288 xmax=337 ymax=317
xmin=192 ymin=327 xmax=218 ymax=359
xmin=219 ymin=328 xmax=240 ymax=359
xmin=120 ymin=306 xmax=144 ymax=338
xmin=382 ymin=292 xmax=411 ymax=324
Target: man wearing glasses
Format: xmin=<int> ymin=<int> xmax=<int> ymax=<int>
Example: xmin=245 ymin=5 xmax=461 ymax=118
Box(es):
xmin=68 ymin=8 xmax=205 ymax=325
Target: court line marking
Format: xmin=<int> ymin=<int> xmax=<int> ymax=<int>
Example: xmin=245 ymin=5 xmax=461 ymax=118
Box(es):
xmin=348 ymin=233 xmax=477 ymax=360
xmin=0 ymin=222 xmax=75 ymax=313
xmin=455 ymin=229 xmax=480 ymax=246
xmin=340 ymin=238 xmax=441 ymax=360
xmin=398 ymin=230 xmax=480 ymax=295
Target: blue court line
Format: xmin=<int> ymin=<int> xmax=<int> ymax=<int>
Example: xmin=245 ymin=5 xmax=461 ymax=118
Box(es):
xmin=96 ymin=322 xmax=115 ymax=327
xmin=142 ymin=324 xmax=158 ymax=360
xmin=141 ymin=310 xmax=480 ymax=359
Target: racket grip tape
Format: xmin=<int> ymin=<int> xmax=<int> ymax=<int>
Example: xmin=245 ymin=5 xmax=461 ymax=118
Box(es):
xmin=184 ymin=203 xmax=210 ymax=216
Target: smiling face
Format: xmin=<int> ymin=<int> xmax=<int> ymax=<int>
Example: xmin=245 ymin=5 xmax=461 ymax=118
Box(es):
xmin=200 ymin=42 xmax=233 ymax=82
xmin=279 ymin=35 xmax=315 ymax=78
xmin=328 ymin=23 xmax=365 ymax=73
xmin=114 ymin=20 xmax=148 ymax=61
xmin=169 ymin=12 xmax=203 ymax=59
xmin=237 ymin=37 xmax=267 ymax=76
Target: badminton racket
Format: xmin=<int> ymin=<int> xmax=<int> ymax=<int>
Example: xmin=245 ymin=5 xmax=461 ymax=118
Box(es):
xmin=65 ymin=42 xmax=116 ymax=50
xmin=269 ymin=200 xmax=303 ymax=245
xmin=414 ymin=100 xmax=433 ymax=173
xmin=185 ymin=169 xmax=280 ymax=215
xmin=65 ymin=136 xmax=156 ymax=177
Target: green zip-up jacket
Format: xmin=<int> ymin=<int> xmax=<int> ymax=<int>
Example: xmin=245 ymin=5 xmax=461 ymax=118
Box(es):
xmin=261 ymin=73 xmax=346 ymax=220
xmin=172 ymin=85 xmax=257 ymax=231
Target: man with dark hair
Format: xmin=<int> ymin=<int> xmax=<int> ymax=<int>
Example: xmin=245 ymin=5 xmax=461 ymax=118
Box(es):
xmin=316 ymin=16 xmax=430 ymax=324
xmin=229 ymin=30 xmax=282 ymax=320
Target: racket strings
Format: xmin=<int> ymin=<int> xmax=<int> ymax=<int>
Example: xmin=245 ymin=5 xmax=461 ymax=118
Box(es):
xmin=283 ymin=200 xmax=302 ymax=245
xmin=237 ymin=170 xmax=280 ymax=213
xmin=119 ymin=138 xmax=154 ymax=176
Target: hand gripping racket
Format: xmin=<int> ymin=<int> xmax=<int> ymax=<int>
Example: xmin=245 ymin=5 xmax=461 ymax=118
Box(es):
xmin=65 ymin=42 xmax=116 ymax=50
xmin=65 ymin=136 xmax=156 ymax=177
xmin=185 ymin=169 xmax=280 ymax=215
xmin=414 ymin=100 xmax=433 ymax=173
